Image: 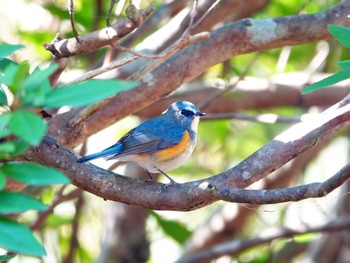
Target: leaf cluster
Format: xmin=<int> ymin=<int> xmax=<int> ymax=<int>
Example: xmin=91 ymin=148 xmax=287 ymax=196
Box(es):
xmin=0 ymin=44 xmax=137 ymax=259
xmin=303 ymin=25 xmax=350 ymax=93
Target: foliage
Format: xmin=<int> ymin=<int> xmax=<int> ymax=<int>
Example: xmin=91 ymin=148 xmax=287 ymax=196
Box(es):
xmin=150 ymin=211 xmax=191 ymax=244
xmin=0 ymin=44 xmax=137 ymax=259
xmin=302 ymin=24 xmax=350 ymax=94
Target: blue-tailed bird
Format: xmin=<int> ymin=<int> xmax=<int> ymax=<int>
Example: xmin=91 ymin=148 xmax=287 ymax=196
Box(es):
xmin=77 ymin=101 xmax=205 ymax=183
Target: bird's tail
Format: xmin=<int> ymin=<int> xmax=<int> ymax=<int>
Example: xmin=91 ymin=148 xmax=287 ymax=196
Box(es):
xmin=77 ymin=144 xmax=122 ymax=163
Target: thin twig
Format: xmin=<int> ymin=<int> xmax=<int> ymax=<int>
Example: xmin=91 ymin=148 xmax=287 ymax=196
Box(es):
xmin=58 ymin=0 xmax=216 ymax=95
xmin=198 ymin=0 xmax=310 ymax=111
xmin=190 ymin=0 xmax=221 ymax=31
xmin=199 ymin=51 xmax=262 ymax=109
xmin=106 ymin=0 xmax=120 ymax=26
xmin=126 ymin=0 xmax=213 ymax=81
xmin=110 ymin=0 xmax=219 ymax=62
xmin=65 ymin=0 xmax=213 ymax=87
xmin=64 ymin=55 xmax=140 ymax=86
xmin=111 ymin=43 xmax=186 ymax=59
xmin=188 ymin=0 xmax=199 ymax=30
xmin=204 ymin=111 xmax=303 ymax=124
xmin=68 ymin=0 xmax=80 ymax=42
xmin=63 ymin=194 xmax=85 ymax=263
xmin=178 ymin=215 xmax=350 ymax=263
xmin=31 ymin=187 xmax=83 ymax=231
xmin=43 ymin=4 xmax=154 ymax=59
xmin=68 ymin=0 xmax=212 ymax=126
xmin=125 ymin=33 xmax=209 ymax=81
xmin=111 ymin=32 xmax=209 ymax=62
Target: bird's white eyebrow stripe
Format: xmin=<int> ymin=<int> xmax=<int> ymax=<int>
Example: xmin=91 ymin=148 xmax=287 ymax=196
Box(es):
xmin=172 ymin=103 xmax=180 ymax=111
xmin=168 ymin=101 xmax=199 ymax=114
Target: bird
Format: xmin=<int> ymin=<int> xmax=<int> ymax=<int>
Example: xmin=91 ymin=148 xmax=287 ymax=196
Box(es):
xmin=77 ymin=101 xmax=205 ymax=184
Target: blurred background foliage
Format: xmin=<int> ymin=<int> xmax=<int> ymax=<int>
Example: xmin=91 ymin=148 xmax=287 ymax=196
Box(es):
xmin=1 ymin=0 xmax=350 ymax=262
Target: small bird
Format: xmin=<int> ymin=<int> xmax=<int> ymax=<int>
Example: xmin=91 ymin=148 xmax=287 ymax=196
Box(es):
xmin=77 ymin=101 xmax=205 ymax=184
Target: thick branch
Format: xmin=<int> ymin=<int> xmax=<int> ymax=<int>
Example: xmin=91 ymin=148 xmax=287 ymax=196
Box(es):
xmin=153 ymin=0 xmax=269 ymax=54
xmin=47 ymin=1 xmax=350 ymax=147
xmin=25 ymin=98 xmax=350 ymax=211
xmin=222 ymin=102 xmax=350 ymax=188
xmin=216 ymin=161 xmax=350 ymax=204
xmin=137 ymin=74 xmax=350 ymax=118
xmin=182 ymin=138 xmax=330 ymax=256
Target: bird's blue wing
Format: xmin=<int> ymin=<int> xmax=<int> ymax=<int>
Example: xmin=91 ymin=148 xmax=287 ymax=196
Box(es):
xmin=112 ymin=117 xmax=185 ymax=158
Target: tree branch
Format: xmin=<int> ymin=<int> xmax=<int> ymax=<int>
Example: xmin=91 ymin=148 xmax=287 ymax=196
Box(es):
xmin=216 ymin=161 xmax=350 ymax=204
xmin=107 ymin=0 xmax=189 ymax=59
xmin=151 ymin=0 xmax=268 ymax=55
xmin=182 ymin=138 xmax=330 ymax=256
xmin=178 ymin=215 xmax=350 ymax=263
xmin=43 ymin=4 xmax=154 ymax=59
xmin=137 ymin=74 xmax=350 ymax=118
xmin=47 ymin=1 xmax=350 ymax=148
xmin=30 ymin=187 xmax=83 ymax=231
xmin=24 ymin=96 xmax=350 ymax=211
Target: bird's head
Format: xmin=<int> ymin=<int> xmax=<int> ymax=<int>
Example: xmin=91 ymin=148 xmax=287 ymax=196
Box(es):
xmin=165 ymin=101 xmax=205 ymax=131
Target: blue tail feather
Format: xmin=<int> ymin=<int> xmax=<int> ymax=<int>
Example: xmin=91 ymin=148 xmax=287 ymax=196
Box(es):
xmin=77 ymin=144 xmax=122 ymax=163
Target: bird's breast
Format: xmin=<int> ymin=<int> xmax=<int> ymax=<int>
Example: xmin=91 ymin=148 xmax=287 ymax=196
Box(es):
xmin=155 ymin=130 xmax=191 ymax=161
xmin=153 ymin=129 xmax=196 ymax=171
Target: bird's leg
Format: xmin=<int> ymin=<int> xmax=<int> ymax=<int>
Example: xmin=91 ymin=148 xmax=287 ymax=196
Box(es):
xmin=156 ymin=168 xmax=177 ymax=184
xmin=147 ymin=171 xmax=155 ymax=181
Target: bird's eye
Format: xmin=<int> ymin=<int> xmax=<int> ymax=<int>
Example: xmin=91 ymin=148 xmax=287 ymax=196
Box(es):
xmin=180 ymin=109 xmax=194 ymax=116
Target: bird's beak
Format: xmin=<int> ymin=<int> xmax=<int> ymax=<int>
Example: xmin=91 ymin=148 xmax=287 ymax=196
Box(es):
xmin=196 ymin=111 xmax=206 ymax=117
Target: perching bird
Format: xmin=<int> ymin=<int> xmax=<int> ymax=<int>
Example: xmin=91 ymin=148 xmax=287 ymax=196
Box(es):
xmin=77 ymin=101 xmax=205 ymax=183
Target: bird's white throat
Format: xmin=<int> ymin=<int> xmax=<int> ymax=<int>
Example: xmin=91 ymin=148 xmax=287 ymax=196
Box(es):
xmin=191 ymin=116 xmax=200 ymax=133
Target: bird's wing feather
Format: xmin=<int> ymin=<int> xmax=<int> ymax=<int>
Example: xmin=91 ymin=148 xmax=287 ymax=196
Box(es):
xmin=111 ymin=117 xmax=185 ymax=158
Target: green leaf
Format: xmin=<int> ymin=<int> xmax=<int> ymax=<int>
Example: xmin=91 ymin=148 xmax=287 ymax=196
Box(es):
xmin=0 ymin=217 xmax=46 ymax=256
xmin=0 ymin=140 xmax=30 ymax=159
xmin=0 ymin=142 xmax=15 ymax=159
xmin=44 ymin=79 xmax=138 ymax=107
xmin=21 ymin=79 xmax=51 ymax=107
xmin=19 ymin=64 xmax=56 ymax=107
xmin=8 ymin=110 xmax=47 ymax=145
xmin=12 ymin=61 xmax=30 ymax=94
xmin=44 ymin=214 xmax=73 ymax=228
xmin=0 ymin=63 xmax=19 ymax=92
xmin=301 ymin=68 xmax=350 ymax=94
xmin=0 ymin=254 xmax=16 ymax=262
xmin=328 ymin=24 xmax=350 ymax=49
xmin=337 ymin=60 xmax=350 ymax=69
xmin=294 ymin=233 xmax=316 ymax=243
xmin=22 ymin=64 xmax=57 ymax=92
xmin=0 ymin=86 xmax=7 ymax=106
xmin=0 ymin=61 xmax=30 ymax=94
xmin=0 ymin=113 xmax=11 ymax=138
xmin=0 ymin=44 xmax=24 ymax=58
xmin=0 ymin=58 xmax=19 ymax=72
xmin=150 ymin=211 xmax=191 ymax=244
xmin=0 ymin=171 xmax=5 ymax=190
xmin=1 ymin=162 xmax=70 ymax=185
xmin=9 ymin=139 xmax=30 ymax=156
xmin=0 ymin=192 xmax=47 ymax=214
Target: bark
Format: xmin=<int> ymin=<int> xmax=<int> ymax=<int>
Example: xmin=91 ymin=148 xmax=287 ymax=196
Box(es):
xmin=22 ymin=96 xmax=350 ymax=211
xmin=47 ymin=1 xmax=350 ymax=148
xmin=182 ymin=137 xmax=329 ymax=256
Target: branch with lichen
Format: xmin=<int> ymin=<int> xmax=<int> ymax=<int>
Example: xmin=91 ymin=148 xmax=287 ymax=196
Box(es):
xmin=47 ymin=1 xmax=350 ymax=148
